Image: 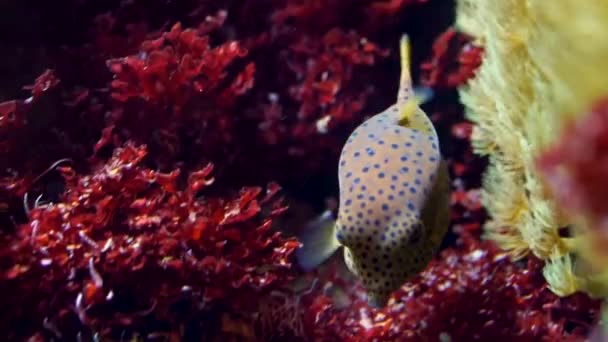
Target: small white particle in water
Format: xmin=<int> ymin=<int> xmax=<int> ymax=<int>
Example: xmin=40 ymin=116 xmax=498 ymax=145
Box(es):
xmin=316 ymin=115 xmax=331 ymax=134
xmin=268 ymin=92 xmax=279 ymax=102
xmin=40 ymin=258 xmax=52 ymax=267
xmin=470 ymin=249 xmax=484 ymax=261
xmin=258 ymin=121 xmax=271 ymax=131
xmin=439 ymin=332 xmax=451 ymax=342
xmin=106 ymin=290 xmax=114 ymax=301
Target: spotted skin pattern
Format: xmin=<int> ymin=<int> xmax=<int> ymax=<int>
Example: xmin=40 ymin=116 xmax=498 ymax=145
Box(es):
xmin=334 ymin=36 xmax=450 ymax=307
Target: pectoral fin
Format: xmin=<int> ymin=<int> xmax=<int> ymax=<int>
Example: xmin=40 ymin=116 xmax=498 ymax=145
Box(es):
xmin=295 ymin=210 xmax=342 ymax=271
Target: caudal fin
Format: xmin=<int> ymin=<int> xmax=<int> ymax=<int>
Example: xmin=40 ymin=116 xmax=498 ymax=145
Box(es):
xmin=397 ymin=34 xmax=413 ymax=106
xmin=295 ymin=210 xmax=342 ymax=272
xmin=397 ymin=35 xmax=435 ymax=124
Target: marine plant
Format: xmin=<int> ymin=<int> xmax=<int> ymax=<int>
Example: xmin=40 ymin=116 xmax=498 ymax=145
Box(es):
xmin=455 ymin=0 xmax=608 ymax=297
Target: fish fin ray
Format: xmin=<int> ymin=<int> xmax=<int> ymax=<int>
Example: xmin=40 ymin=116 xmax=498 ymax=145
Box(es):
xmin=295 ymin=210 xmax=341 ymax=271
xmin=414 ymin=86 xmax=434 ymax=105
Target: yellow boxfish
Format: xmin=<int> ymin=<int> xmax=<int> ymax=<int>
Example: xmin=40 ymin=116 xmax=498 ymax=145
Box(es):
xmin=296 ymin=34 xmax=451 ymax=308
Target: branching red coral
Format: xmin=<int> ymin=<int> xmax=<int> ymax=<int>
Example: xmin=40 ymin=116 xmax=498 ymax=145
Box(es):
xmin=0 ymin=142 xmax=299 ymax=340
xmin=0 ymin=69 xmax=60 ymax=145
xmin=301 ymin=232 xmax=599 ymax=341
xmin=271 ymin=0 xmax=426 ymax=34
xmin=0 ymin=69 xmax=94 ymax=204
xmin=421 ymin=28 xmax=483 ymax=88
xmin=275 ymin=28 xmax=387 ymax=136
xmin=101 ymin=19 xmax=255 ymax=170
xmin=107 ymin=22 xmax=247 ymax=110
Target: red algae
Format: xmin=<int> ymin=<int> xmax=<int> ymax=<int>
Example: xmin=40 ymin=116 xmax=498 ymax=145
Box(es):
xmin=249 ymin=27 xmax=390 ymax=179
xmin=0 ymin=142 xmax=298 ymax=340
xmin=102 ymin=16 xmax=256 ymax=171
xmin=0 ymin=69 xmax=60 ymax=155
xmin=421 ymin=28 xmax=484 ymax=89
xmin=302 ymin=232 xmax=599 ymax=341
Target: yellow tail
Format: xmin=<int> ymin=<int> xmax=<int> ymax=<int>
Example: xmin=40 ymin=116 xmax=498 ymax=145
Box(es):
xmin=397 ymin=34 xmax=418 ymax=124
xmin=399 ymin=34 xmax=412 ymax=93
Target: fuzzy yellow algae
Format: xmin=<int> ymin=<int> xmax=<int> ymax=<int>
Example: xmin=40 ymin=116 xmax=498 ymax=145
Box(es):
xmin=455 ymin=0 xmax=608 ymax=297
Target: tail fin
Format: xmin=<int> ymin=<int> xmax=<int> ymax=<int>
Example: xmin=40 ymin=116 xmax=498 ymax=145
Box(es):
xmin=397 ymin=34 xmax=421 ymax=124
xmin=398 ymin=34 xmax=414 ymax=106
xmin=396 ymin=34 xmax=435 ymax=126
xmin=295 ymin=210 xmax=342 ymax=272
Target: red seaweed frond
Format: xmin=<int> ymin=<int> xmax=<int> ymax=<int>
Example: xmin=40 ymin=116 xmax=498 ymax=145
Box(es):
xmin=100 ymin=15 xmax=256 ymax=169
xmin=286 ymin=28 xmax=389 ymax=124
xmin=0 ymin=142 xmax=299 ymax=340
xmin=107 ymin=21 xmax=248 ymax=111
xmin=305 ymin=232 xmax=599 ymax=341
xmin=0 ymin=69 xmax=60 ymax=142
xmin=421 ymin=28 xmax=483 ymax=88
